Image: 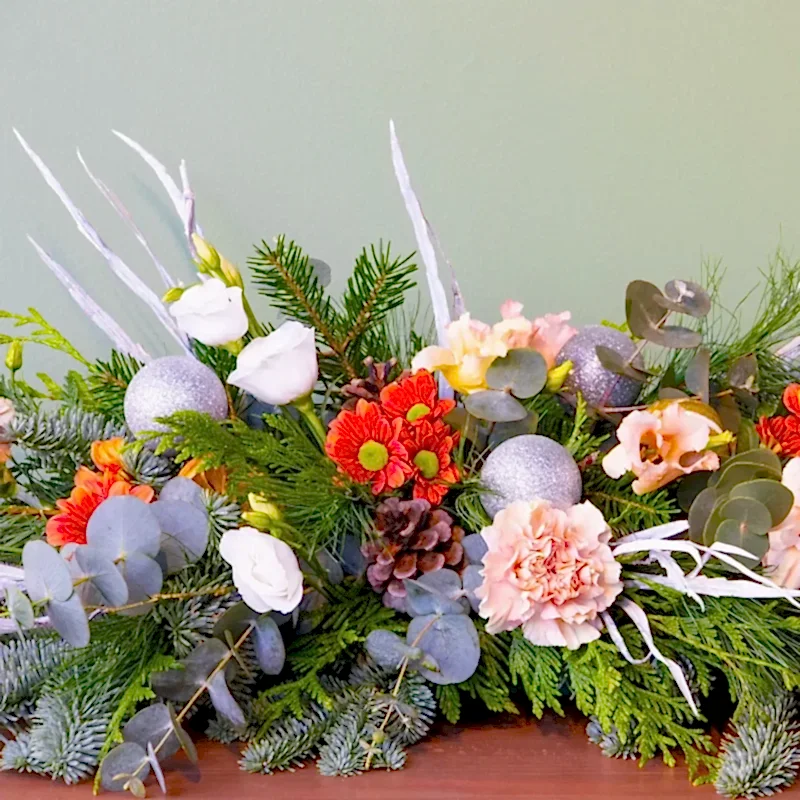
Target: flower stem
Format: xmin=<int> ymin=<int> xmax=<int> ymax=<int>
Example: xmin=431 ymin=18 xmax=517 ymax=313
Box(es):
xmin=292 ymin=393 xmax=327 ymax=448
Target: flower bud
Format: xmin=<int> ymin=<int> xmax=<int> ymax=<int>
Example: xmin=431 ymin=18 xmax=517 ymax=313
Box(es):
xmin=546 ymin=360 xmax=572 ymax=392
xmin=219 ymin=255 xmax=244 ymax=289
xmin=191 ymin=234 xmax=220 ymax=272
xmin=5 ymin=341 xmax=23 ymax=373
xmin=162 ymin=286 xmax=186 ymax=303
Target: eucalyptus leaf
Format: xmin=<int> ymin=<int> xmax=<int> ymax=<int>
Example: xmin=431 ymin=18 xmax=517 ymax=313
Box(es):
xmin=407 ymin=614 xmax=481 ymax=685
xmin=687 ymin=486 xmax=718 ymax=541
xmin=729 ymin=479 xmax=794 ymax=527
xmin=625 ymin=280 xmax=667 ymax=339
xmin=253 ymin=614 xmax=286 ymax=675
xmin=461 ymin=565 xmax=484 ymax=613
xmin=462 ymin=533 xmax=488 ymax=566
xmin=314 ymin=548 xmax=344 ymax=585
xmin=660 ymin=279 xmax=712 ymax=318
xmin=100 ymin=742 xmax=150 ymax=793
xmin=487 ymin=412 xmax=539 ymax=448
xmin=151 ymin=499 xmax=209 ymax=574
xmin=404 ymin=570 xmax=469 ymax=617
xmin=677 ymin=471 xmax=712 ymax=514
xmin=5 ymin=587 xmax=34 ymax=630
xmin=147 ymin=742 xmax=167 ymax=795
xmin=23 ymin=539 xmax=73 ymax=603
xmin=338 ymin=534 xmax=366 ymax=577
xmin=158 ymin=476 xmax=206 ymax=510
xmin=207 ymin=670 xmax=246 ymax=730
xmin=48 ymin=593 xmax=90 ymax=647
xmin=366 ymin=629 xmax=417 ymax=670
xmin=485 ymin=348 xmax=548 ymax=398
xmin=87 ymin=496 xmax=161 ymax=560
xmin=123 ymin=703 xmax=180 ymax=760
xmin=309 ymin=257 xmax=332 ymax=287
xmin=213 ymin=601 xmax=257 ymax=642
xmin=718 ymin=497 xmax=773 ymax=536
xmin=464 ymin=390 xmax=527 ymax=423
xmin=656 ymin=325 xmax=703 ymax=350
xmin=75 ymin=546 xmax=129 ymax=607
xmin=714 ymin=519 xmax=769 ymax=566
xmin=685 ymin=347 xmax=710 ymax=402
xmin=153 ymin=638 xmax=231 ymax=704
xmin=728 ymin=355 xmax=759 ymax=392
xmin=168 ymin=703 xmax=198 ymax=764
xmin=736 ymin=419 xmax=761 ymax=454
xmin=117 ymin=552 xmax=163 ymax=609
xmin=595 ymin=346 xmax=650 ymax=381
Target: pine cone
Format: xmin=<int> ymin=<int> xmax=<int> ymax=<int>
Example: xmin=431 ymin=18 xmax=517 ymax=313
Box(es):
xmin=342 ymin=358 xmax=404 ymax=409
xmin=363 ymin=497 xmax=465 ymax=610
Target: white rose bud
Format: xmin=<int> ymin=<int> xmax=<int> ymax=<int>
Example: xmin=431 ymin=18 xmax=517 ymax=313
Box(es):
xmin=227 ymin=321 xmax=318 ymax=406
xmin=219 ymin=527 xmax=304 ymax=614
xmin=169 ymin=277 xmax=249 ymax=346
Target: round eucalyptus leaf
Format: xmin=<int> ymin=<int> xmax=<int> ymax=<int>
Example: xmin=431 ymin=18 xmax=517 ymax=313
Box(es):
xmin=253 ymin=614 xmax=286 ymax=676
xmin=167 ymin=703 xmax=198 ymax=764
xmin=75 ymin=546 xmax=129 ymax=607
xmin=207 ymin=671 xmax=246 ymax=730
xmin=5 ymin=586 xmax=34 ymax=630
xmin=147 ymin=742 xmax=167 ymax=795
xmin=487 ymin=412 xmax=539 ymax=448
xmin=730 ymin=479 xmax=794 ymax=527
xmin=158 ymin=477 xmax=206 ymax=511
xmin=688 ymin=486 xmax=718 ymax=542
xmin=464 ymin=390 xmax=527 ymax=423
xmin=23 ymin=540 xmax=73 ymax=603
xmin=314 ymin=548 xmax=344 ymax=585
xmin=486 ymin=348 xmax=548 ymax=399
xmin=48 ymin=593 xmax=90 ymax=648
xmin=122 ymin=703 xmax=180 ymax=760
xmin=662 ymin=279 xmax=712 ymax=318
xmin=462 ymin=534 xmax=488 ymax=566
xmin=365 ymin=629 xmax=413 ymax=670
xmin=213 ymin=601 xmax=257 ymax=642
xmin=684 ymin=347 xmax=710 ymax=402
xmin=594 ymin=346 xmax=651 ymax=381
xmin=714 ymin=518 xmax=769 ymax=566
xmin=657 ymin=325 xmax=703 ymax=350
xmin=100 ymin=741 xmax=150 ymax=793
xmin=727 ymin=354 xmax=759 ymax=392
xmin=150 ymin=499 xmax=209 ymax=574
xmin=87 ymin=496 xmax=161 ymax=560
xmin=152 ymin=638 xmax=230 ymax=703
xmin=625 ymin=280 xmax=666 ymax=339
xmin=404 ymin=570 xmax=469 ymax=618
xmin=718 ymin=497 xmax=773 ymax=536
xmin=309 ymin=257 xmax=332 ymax=287
xmin=117 ymin=552 xmax=163 ymax=609
xmin=461 ymin=565 xmax=484 ymax=613
xmin=338 ymin=534 xmax=366 ymax=577
xmin=407 ymin=614 xmax=480 ymax=685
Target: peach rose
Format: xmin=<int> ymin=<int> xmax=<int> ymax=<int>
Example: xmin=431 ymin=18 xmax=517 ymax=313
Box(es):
xmin=603 ymin=401 xmax=721 ymax=495
xmin=411 ymin=304 xmax=577 ymax=394
xmin=763 ymin=458 xmax=800 ymax=588
xmin=475 ymin=499 xmax=622 ymax=650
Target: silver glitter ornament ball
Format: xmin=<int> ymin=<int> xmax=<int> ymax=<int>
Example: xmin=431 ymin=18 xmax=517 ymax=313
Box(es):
xmin=124 ymin=356 xmax=228 ymax=436
xmin=479 ymin=434 xmax=582 ymax=519
xmin=556 ymin=325 xmax=642 ymax=409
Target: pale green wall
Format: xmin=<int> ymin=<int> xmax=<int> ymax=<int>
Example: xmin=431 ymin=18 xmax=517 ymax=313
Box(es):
xmin=2 ymin=1 xmax=800 ymax=378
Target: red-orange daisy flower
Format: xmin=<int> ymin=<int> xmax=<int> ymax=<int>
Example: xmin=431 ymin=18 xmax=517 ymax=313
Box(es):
xmin=401 ymin=418 xmax=460 ymax=504
xmin=757 ymin=384 xmax=800 ymax=456
xmin=45 ymin=467 xmax=155 ymax=547
xmin=325 ymin=399 xmax=412 ymax=494
xmin=379 ymin=370 xmax=455 ymax=424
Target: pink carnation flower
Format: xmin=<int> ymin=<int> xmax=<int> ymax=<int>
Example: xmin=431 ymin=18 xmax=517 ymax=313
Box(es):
xmin=496 ymin=301 xmax=577 ymax=368
xmin=475 ymin=499 xmax=622 ymax=650
xmin=603 ymin=401 xmax=721 ymax=495
xmin=764 ymin=458 xmax=800 ymax=588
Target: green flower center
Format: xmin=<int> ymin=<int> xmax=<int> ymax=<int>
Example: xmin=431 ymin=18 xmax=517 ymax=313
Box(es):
xmin=406 ymin=402 xmax=431 ymax=422
xmin=358 ymin=440 xmax=389 ymax=471
xmin=413 ymin=449 xmax=439 ymax=479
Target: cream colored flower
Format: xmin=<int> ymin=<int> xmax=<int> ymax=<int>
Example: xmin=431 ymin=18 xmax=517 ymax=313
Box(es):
xmin=475 ymin=499 xmax=622 ymax=650
xmin=603 ymin=401 xmax=721 ymax=495
xmin=169 ymin=277 xmax=248 ymax=346
xmin=763 ymin=458 xmax=800 ymax=588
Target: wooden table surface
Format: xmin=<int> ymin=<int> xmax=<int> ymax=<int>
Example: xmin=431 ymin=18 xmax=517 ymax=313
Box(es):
xmin=3 ymin=711 xmax=798 ymax=799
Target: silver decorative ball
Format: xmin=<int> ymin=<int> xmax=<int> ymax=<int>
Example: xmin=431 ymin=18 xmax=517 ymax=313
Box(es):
xmin=556 ymin=325 xmax=642 ymax=409
xmin=479 ymin=434 xmax=582 ymax=519
xmin=124 ymin=356 xmax=228 ymax=436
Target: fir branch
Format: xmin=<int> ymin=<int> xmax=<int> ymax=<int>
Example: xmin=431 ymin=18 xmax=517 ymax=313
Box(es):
xmin=716 ymin=694 xmax=800 ymax=799
xmin=87 ymin=351 xmax=143 ymax=422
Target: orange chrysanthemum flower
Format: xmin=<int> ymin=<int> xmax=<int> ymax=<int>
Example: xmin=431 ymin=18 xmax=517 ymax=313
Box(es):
xmin=757 ymin=384 xmax=800 ymax=457
xmin=90 ymin=437 xmax=128 ymax=474
xmin=45 ymin=467 xmax=154 ymax=547
xmin=325 ymin=399 xmax=412 ymax=494
xmin=379 ymin=370 xmax=455 ymax=424
xmin=401 ymin=418 xmax=460 ymax=504
xmin=179 ymin=457 xmax=229 ymax=494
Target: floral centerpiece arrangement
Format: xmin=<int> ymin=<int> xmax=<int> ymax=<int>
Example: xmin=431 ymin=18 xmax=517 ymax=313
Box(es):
xmin=3 ymin=125 xmax=800 ymax=799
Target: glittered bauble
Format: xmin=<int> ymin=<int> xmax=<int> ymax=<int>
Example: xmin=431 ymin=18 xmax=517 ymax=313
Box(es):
xmin=479 ymin=434 xmax=582 ymax=519
xmin=556 ymin=325 xmax=642 ymax=409
xmin=124 ymin=356 xmax=228 ymax=436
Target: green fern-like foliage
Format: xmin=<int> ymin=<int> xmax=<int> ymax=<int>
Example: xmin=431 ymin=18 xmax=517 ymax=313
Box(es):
xmin=154 ymin=409 xmax=371 ymax=554
xmin=249 ymin=236 xmax=416 ymax=383
xmin=716 ymin=693 xmax=800 ymax=799
xmin=0 ymin=511 xmax=46 ymax=563
xmin=508 ymin=630 xmax=566 ymax=718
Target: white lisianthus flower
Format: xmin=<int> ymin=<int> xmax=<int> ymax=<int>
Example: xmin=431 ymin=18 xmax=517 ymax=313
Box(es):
xmin=219 ymin=527 xmax=304 ymax=614
xmin=227 ymin=321 xmax=318 ymax=405
xmin=169 ymin=278 xmax=249 ymax=346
